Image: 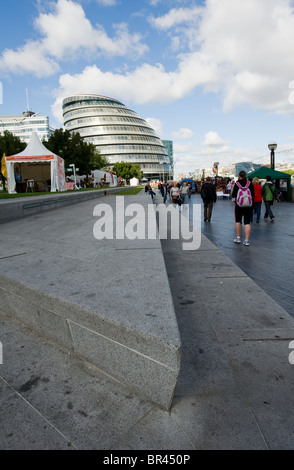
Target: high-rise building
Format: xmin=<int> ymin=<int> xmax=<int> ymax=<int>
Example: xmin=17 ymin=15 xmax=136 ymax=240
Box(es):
xmin=62 ymin=94 xmax=172 ymax=180
xmin=162 ymin=140 xmax=174 ymax=178
xmin=0 ymin=110 xmax=52 ymax=143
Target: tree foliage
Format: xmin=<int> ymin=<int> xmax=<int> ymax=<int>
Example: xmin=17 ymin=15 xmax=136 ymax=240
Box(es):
xmin=43 ymin=129 xmax=109 ymax=175
xmin=112 ymin=161 xmax=143 ymax=180
xmin=0 ymin=131 xmax=26 ymax=156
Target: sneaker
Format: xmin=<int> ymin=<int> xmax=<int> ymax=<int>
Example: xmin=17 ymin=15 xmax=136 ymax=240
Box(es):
xmin=270 ymin=218 xmax=275 ymax=223
xmin=243 ymin=240 xmax=250 ymax=246
xmin=234 ymin=237 xmax=241 ymax=244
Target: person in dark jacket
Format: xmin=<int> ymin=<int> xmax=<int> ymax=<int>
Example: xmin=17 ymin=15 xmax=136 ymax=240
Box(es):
xmin=262 ymin=175 xmax=277 ymax=222
xmin=231 ymin=171 xmax=254 ymax=246
xmin=201 ymin=177 xmax=217 ymax=222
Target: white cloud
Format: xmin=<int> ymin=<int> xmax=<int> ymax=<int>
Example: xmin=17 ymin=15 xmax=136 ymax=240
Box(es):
xmin=51 ymin=53 xmax=221 ymax=122
xmin=0 ymin=41 xmax=59 ymax=78
xmin=3 ymin=0 xmax=294 ymax=120
xmin=54 ymin=0 xmax=294 ymax=117
xmin=172 ymin=128 xmax=194 ymax=139
xmin=148 ymin=0 xmax=294 ymax=114
xmin=202 ymin=131 xmax=228 ymax=147
xmin=95 ymin=0 xmax=117 ymax=5
xmin=196 ymin=0 xmax=294 ymax=113
xmin=145 ymin=117 xmax=163 ymax=137
xmin=0 ymin=0 xmax=148 ymax=77
xmin=148 ymin=6 xmax=202 ymax=30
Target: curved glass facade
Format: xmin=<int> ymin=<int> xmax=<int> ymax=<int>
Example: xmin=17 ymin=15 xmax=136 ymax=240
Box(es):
xmin=62 ymin=94 xmax=172 ymax=180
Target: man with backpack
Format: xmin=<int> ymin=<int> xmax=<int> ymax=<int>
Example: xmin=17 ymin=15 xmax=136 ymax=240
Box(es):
xmin=201 ymin=177 xmax=217 ymax=222
xmin=262 ymin=175 xmax=277 ymax=222
xmin=231 ymin=171 xmax=254 ymax=246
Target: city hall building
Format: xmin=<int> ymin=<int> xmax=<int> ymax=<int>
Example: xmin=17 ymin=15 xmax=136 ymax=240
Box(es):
xmin=62 ymin=94 xmax=172 ymax=180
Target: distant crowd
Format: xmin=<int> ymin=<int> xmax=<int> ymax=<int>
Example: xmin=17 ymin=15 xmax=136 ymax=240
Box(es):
xmin=144 ymin=172 xmax=284 ymax=247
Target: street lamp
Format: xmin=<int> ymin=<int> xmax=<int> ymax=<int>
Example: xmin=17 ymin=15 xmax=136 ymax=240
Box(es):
xmin=159 ymin=160 xmax=164 ymax=182
xmin=268 ymin=142 xmax=277 ymax=170
xmin=69 ymin=163 xmax=77 ymax=188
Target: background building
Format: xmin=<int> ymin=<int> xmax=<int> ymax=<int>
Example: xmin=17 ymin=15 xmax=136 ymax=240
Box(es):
xmin=62 ymin=94 xmax=172 ymax=180
xmin=235 ymin=162 xmax=261 ymax=175
xmin=0 ymin=110 xmax=52 ymax=143
xmin=162 ymin=140 xmax=174 ymax=178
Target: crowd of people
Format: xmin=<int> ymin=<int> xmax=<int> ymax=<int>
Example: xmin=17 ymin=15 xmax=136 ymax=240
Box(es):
xmin=144 ymin=172 xmax=280 ymax=247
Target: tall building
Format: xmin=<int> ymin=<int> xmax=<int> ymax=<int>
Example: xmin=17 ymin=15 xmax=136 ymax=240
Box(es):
xmin=62 ymin=94 xmax=172 ymax=180
xmin=0 ymin=110 xmax=52 ymax=143
xmin=162 ymin=140 xmax=174 ymax=178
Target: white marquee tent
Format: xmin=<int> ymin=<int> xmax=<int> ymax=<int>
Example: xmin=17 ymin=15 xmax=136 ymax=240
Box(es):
xmin=5 ymin=132 xmax=66 ymax=194
xmin=130 ymin=177 xmax=139 ymax=186
xmin=91 ymin=169 xmax=118 ymax=187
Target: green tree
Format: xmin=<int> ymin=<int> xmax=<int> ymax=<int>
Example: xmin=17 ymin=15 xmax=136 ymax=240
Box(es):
xmin=0 ymin=131 xmax=26 ymax=191
xmin=43 ymin=129 xmax=109 ymax=175
xmin=112 ymin=161 xmax=143 ymax=180
xmin=89 ymin=151 xmax=109 ymax=171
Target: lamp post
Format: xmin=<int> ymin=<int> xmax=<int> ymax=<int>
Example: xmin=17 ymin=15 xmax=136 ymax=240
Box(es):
xmin=159 ymin=160 xmax=164 ymax=182
xmin=69 ymin=163 xmax=77 ymax=188
xmin=268 ymin=142 xmax=277 ymax=170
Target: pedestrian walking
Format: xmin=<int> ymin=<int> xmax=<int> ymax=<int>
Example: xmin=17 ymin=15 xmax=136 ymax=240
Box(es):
xmin=200 ymin=177 xmax=217 ymax=222
xmin=231 ymin=171 xmax=254 ymax=246
xmin=170 ymin=182 xmax=181 ymax=206
xmin=226 ymin=180 xmax=232 ymax=195
xmin=262 ymin=175 xmax=277 ymax=222
xmin=180 ymin=182 xmax=189 ymax=206
xmin=158 ymin=182 xmax=167 ymax=203
xmin=250 ymin=177 xmax=263 ymax=223
xmin=146 ymin=182 xmax=156 ymax=200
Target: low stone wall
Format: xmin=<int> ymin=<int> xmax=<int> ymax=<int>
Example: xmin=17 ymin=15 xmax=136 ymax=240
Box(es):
xmin=0 ymin=190 xmax=181 ymax=410
xmin=0 ymin=187 xmax=130 ymax=224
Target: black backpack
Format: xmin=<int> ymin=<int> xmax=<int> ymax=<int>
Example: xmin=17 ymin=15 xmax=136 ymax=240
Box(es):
xmin=201 ymin=185 xmax=208 ymax=200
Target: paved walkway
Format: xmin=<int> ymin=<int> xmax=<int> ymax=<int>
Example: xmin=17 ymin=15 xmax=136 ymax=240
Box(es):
xmin=195 ymin=193 xmax=294 ymax=317
xmin=0 ymin=191 xmax=294 ymax=450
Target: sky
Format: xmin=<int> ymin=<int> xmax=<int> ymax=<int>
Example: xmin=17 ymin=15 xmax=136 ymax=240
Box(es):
xmin=1 ymin=0 xmax=294 ymax=177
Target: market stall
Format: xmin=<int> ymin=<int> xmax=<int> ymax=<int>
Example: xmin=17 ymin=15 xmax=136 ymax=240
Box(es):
xmin=247 ymin=166 xmax=292 ymax=202
xmin=5 ymin=132 xmax=66 ymax=194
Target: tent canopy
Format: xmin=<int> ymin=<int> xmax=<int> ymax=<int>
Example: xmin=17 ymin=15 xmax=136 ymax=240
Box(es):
xmin=7 ymin=131 xmax=57 ymax=161
xmin=5 ymin=132 xmax=66 ymax=193
xmin=247 ymin=166 xmax=291 ymax=201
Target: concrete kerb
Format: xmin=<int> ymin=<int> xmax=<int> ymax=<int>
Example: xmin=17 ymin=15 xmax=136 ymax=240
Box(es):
xmin=0 ymin=189 xmax=181 ymax=410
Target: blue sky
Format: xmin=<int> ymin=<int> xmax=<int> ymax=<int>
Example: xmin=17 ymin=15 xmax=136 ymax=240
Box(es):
xmin=1 ymin=0 xmax=294 ymax=176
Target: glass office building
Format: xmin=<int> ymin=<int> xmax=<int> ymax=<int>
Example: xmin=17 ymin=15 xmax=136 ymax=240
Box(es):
xmin=0 ymin=111 xmax=52 ymax=143
xmin=162 ymin=140 xmax=174 ymax=178
xmin=62 ymin=94 xmax=172 ymax=180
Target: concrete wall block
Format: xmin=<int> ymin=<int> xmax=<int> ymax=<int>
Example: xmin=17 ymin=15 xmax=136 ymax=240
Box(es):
xmin=0 ymin=285 xmax=74 ymax=353
xmin=68 ymin=319 xmax=180 ymax=410
xmin=0 ymin=274 xmax=180 ymax=369
xmin=0 ymin=187 xmax=130 ymax=223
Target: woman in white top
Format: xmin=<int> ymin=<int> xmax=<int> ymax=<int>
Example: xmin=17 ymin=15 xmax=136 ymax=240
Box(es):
xmin=170 ymin=182 xmax=181 ymax=205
